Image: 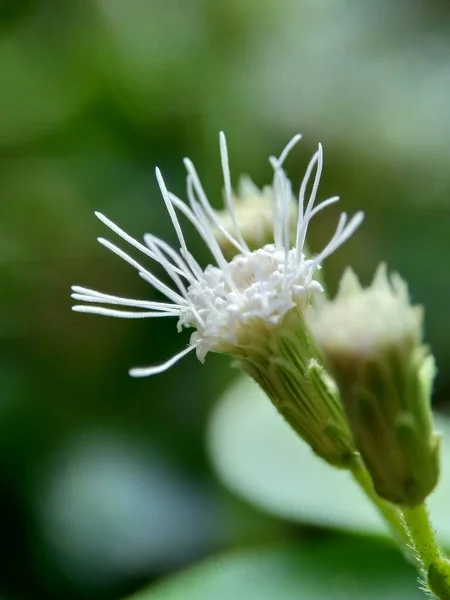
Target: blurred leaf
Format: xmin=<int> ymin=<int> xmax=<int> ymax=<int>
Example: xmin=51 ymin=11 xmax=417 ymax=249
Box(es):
xmin=126 ymin=538 xmax=422 ymax=600
xmin=207 ymin=377 xmax=450 ymax=544
xmin=33 ymin=430 xmax=221 ymax=587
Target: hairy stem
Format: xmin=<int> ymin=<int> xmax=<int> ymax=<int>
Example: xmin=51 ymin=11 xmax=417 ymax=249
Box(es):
xmin=402 ymin=504 xmax=450 ymax=599
xmin=350 ymin=458 xmax=411 ymax=554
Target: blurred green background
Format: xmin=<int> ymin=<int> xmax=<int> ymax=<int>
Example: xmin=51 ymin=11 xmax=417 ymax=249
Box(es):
xmin=2 ymin=1 xmax=450 ymax=598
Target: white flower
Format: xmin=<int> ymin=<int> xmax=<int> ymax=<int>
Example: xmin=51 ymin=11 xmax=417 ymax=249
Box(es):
xmin=71 ymin=133 xmax=363 ymax=377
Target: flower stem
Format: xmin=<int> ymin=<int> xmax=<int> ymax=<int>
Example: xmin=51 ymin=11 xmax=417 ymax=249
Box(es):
xmin=350 ymin=461 xmax=450 ymax=598
xmin=402 ymin=504 xmax=450 ymax=599
xmin=402 ymin=505 xmax=441 ymax=570
xmin=349 ymin=458 xmax=411 ymax=553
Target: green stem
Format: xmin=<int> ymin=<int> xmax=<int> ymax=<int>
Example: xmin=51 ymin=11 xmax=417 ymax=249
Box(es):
xmin=401 ymin=504 xmax=450 ymax=599
xmin=350 ymin=458 xmax=411 ymax=554
xmin=402 ymin=505 xmax=441 ymax=570
xmin=350 ymin=462 xmax=450 ymax=598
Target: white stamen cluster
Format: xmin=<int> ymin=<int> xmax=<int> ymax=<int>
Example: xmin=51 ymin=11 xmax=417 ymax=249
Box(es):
xmin=71 ymin=133 xmax=363 ymax=377
xmin=308 ymin=265 xmax=421 ymax=360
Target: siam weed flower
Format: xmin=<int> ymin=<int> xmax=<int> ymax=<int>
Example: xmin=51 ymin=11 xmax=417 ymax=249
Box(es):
xmin=72 ymin=133 xmax=362 ymax=375
xmin=307 ymin=265 xmax=440 ymax=503
xmin=72 ymin=133 xmax=363 ymax=466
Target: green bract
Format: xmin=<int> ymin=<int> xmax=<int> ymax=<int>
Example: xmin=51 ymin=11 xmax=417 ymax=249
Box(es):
xmin=236 ymin=307 xmax=357 ymax=468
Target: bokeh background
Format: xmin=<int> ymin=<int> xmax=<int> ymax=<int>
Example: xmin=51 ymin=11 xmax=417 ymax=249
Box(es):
xmin=1 ymin=1 xmax=450 ymax=598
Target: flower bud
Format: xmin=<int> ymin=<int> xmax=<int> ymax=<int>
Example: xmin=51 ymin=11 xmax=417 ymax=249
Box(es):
xmin=214 ymin=176 xmax=298 ymax=259
xmin=307 ymin=264 xmax=440 ymax=506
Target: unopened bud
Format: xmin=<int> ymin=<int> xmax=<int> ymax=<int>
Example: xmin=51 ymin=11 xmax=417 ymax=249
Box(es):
xmin=307 ymin=264 xmax=440 ymax=506
xmin=214 ymin=176 xmax=298 ymax=259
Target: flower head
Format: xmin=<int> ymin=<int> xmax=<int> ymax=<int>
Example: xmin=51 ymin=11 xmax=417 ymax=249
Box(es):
xmin=71 ymin=133 xmax=364 ymax=467
xmin=72 ymin=132 xmax=363 ymax=378
xmin=307 ymin=265 xmax=440 ymax=505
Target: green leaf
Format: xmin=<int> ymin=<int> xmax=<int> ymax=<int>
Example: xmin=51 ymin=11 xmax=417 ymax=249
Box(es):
xmin=126 ymin=538 xmax=422 ymax=599
xmin=207 ymin=377 xmax=450 ymax=544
